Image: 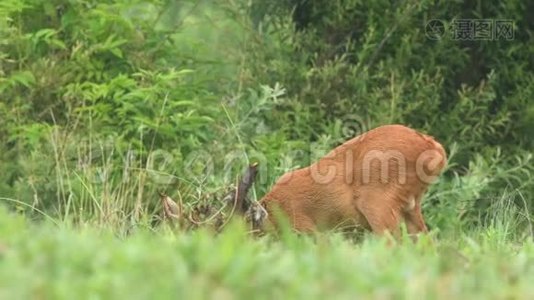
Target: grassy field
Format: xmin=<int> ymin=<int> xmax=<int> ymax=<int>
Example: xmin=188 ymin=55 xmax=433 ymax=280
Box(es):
xmin=0 ymin=205 xmax=533 ymax=300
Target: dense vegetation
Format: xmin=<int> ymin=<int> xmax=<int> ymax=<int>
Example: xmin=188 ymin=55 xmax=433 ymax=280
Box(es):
xmin=0 ymin=0 xmax=533 ymax=298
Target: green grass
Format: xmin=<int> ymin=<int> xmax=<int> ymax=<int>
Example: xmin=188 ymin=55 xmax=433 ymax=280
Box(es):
xmin=1 ymin=207 xmax=533 ymax=300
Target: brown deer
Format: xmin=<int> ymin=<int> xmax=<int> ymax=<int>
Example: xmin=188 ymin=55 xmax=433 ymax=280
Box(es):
xmin=250 ymin=124 xmax=447 ymax=238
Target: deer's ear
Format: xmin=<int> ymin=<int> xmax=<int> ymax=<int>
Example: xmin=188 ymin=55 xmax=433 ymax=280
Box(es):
xmin=238 ymin=162 xmax=260 ymax=214
xmin=242 ymin=196 xmax=252 ymax=214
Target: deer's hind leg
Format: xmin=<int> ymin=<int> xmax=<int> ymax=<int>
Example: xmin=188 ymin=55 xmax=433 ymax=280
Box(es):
xmin=403 ymin=194 xmax=428 ymax=237
xmin=356 ymin=194 xmax=403 ymax=239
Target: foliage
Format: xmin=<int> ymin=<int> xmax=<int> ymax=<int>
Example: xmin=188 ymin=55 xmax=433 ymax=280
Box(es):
xmin=0 ymin=207 xmax=533 ymax=299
